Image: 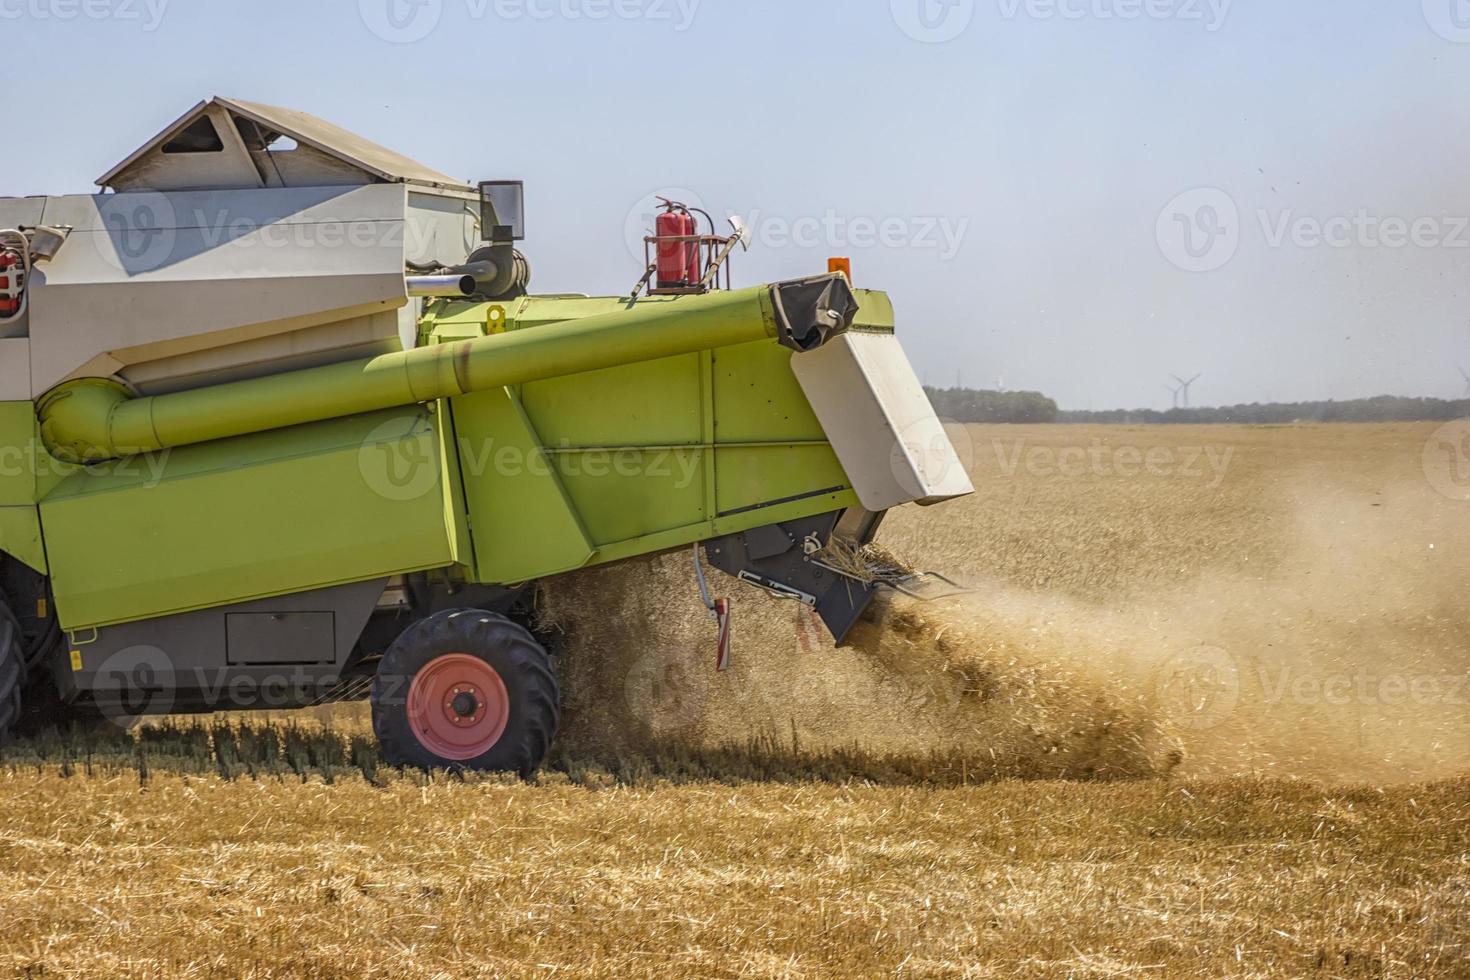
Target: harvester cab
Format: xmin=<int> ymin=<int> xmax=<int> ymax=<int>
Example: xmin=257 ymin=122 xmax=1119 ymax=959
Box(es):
xmin=0 ymin=97 xmax=973 ymax=773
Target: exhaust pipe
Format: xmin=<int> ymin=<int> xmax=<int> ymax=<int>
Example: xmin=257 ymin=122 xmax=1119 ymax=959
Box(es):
xmin=406 ymin=274 xmax=476 ymax=298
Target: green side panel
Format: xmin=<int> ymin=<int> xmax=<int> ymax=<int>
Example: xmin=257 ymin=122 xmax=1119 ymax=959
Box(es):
xmin=454 ymin=336 xmax=860 ymax=586
xmin=0 ymin=506 xmax=46 ymax=573
xmin=0 ymin=402 xmax=71 ymax=573
xmin=712 ymin=341 xmax=828 ymax=443
xmin=851 ymin=289 xmax=896 ymax=331
xmin=713 ymin=445 xmax=853 ymax=516
xmin=0 ymin=401 xmax=77 ymax=506
xmin=450 ymin=388 xmax=596 ymax=585
xmin=436 ymin=400 xmax=475 ymax=569
xmin=0 ymin=403 xmax=38 ymax=507
xmin=521 ymin=353 xmax=703 ymax=447
xmin=710 ymin=340 xmax=849 ymax=513
xmin=521 ymin=351 xmax=710 ymax=550
xmin=41 ymin=408 xmax=454 ymax=630
xmin=559 ymin=447 xmax=708 ymax=544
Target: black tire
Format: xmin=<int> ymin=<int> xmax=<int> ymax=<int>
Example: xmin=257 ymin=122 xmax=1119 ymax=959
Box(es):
xmin=371 ymin=609 xmax=559 ymax=775
xmin=0 ymin=600 xmax=24 ymax=740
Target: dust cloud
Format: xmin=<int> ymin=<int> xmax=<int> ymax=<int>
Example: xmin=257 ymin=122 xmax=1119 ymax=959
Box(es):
xmin=541 ymin=474 xmax=1470 ymax=785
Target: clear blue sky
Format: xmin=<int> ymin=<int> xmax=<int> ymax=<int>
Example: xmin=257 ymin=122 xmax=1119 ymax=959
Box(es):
xmin=7 ymin=0 xmax=1470 ymax=408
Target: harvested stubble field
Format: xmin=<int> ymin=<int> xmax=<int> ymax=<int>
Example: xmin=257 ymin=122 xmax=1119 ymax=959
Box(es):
xmin=2 ymin=422 xmax=1468 ymax=978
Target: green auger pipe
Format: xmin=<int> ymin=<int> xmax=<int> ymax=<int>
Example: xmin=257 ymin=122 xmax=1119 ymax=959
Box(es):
xmin=38 ymin=275 xmax=858 ymax=464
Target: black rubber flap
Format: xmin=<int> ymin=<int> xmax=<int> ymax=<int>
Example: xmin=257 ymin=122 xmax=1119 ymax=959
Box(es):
xmin=770 ymin=274 xmax=859 ymax=353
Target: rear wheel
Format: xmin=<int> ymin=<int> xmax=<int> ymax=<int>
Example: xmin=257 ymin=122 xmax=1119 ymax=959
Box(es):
xmin=0 ymin=600 xmax=24 ymax=740
xmin=371 ymin=610 xmax=559 ymax=775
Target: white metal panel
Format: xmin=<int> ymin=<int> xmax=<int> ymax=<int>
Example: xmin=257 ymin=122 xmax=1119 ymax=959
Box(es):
xmin=0 ymin=198 xmax=47 ymax=229
xmin=0 ymin=339 xmax=29 ymax=401
xmin=405 ymin=191 xmax=479 ymax=269
xmin=28 ymin=183 xmax=411 ymax=395
xmin=792 ymin=332 xmax=974 ymax=512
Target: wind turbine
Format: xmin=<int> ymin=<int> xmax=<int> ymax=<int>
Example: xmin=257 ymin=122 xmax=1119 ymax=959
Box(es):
xmin=1460 ymin=366 xmax=1470 ymax=398
xmin=1172 ymin=374 xmax=1202 ymax=409
xmin=1165 ymin=383 xmax=1182 ymax=410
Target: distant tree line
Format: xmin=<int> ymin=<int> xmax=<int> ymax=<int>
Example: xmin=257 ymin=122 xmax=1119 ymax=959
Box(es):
xmin=923 ymin=390 xmax=1470 ymax=425
xmin=1058 ymin=396 xmax=1470 ymax=425
xmin=923 ymin=388 xmax=1059 ymax=424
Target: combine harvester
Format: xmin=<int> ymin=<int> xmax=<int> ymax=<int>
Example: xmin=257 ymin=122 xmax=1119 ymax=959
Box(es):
xmin=0 ymin=99 xmax=971 ymax=772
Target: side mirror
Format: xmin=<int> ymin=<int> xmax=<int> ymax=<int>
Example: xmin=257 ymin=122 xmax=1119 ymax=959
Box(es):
xmin=729 ymin=215 xmax=752 ymax=251
xmin=478 ymin=180 xmax=525 ymax=243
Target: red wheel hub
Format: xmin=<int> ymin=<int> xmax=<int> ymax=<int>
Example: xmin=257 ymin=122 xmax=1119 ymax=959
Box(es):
xmin=407 ymin=654 xmax=511 ymax=761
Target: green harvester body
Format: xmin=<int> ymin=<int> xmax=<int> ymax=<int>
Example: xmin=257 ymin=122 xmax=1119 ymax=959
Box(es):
xmin=0 ymin=98 xmax=970 ymax=762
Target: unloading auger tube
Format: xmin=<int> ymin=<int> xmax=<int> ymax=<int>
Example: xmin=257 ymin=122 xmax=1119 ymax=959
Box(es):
xmin=37 ymin=275 xmax=858 ymax=464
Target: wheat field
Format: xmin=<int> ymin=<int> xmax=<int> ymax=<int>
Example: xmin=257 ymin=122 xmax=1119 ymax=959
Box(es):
xmin=1 ymin=422 xmax=1468 ymax=978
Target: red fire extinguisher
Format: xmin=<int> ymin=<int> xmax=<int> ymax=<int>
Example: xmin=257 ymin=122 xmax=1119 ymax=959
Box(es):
xmin=0 ymin=251 xmax=22 ymax=320
xmin=655 ymin=198 xmax=701 ymax=289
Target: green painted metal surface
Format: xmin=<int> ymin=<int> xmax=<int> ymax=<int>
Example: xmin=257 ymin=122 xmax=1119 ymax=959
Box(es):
xmin=0 ymin=507 xmax=47 ymax=574
xmin=23 ymin=281 xmax=895 ymax=629
xmin=41 ymin=408 xmax=455 ymax=629
xmin=0 ymin=401 xmax=79 ymax=574
xmin=447 ymin=329 xmax=859 ymax=586
xmin=39 ymin=285 xmax=782 ymax=464
xmin=450 ymin=387 xmax=596 ymax=584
